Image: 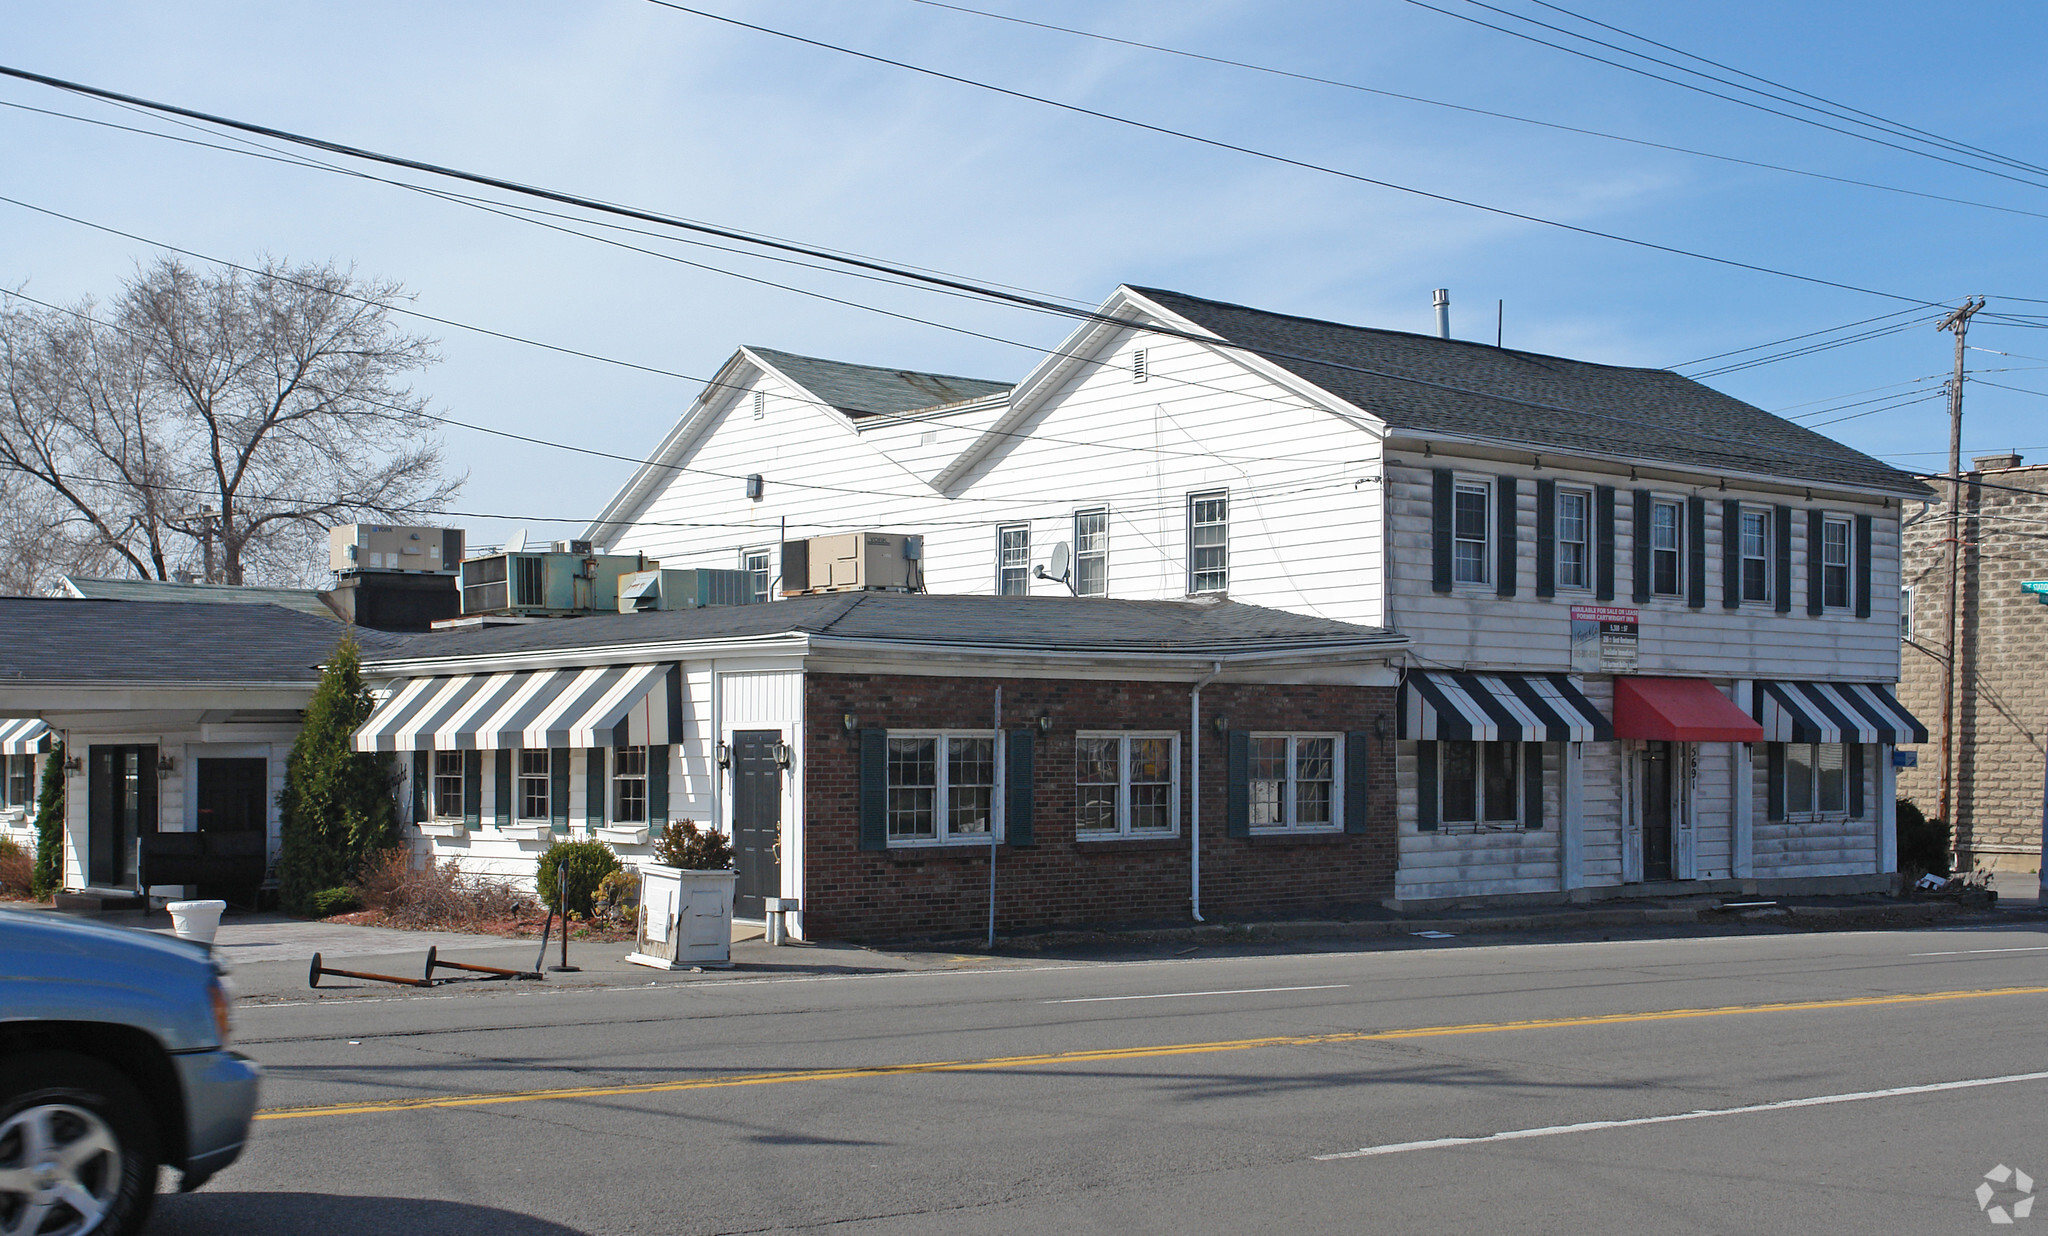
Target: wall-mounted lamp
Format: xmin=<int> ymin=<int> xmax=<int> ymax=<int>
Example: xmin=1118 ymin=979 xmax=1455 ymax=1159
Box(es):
xmin=1531 ymin=454 xmax=1543 ymax=470
xmin=841 ymin=713 xmax=859 ymax=733
xmin=1374 ymin=714 xmax=1391 ymax=741
xmin=1036 ymin=714 xmax=1052 ymax=733
xmin=63 ymin=755 xmax=81 ymax=773
xmin=773 ymin=742 xmax=793 ymax=768
xmin=157 ymin=754 xmax=175 ymax=775
xmin=1210 ymin=715 xmax=1229 ymax=736
xmin=1629 ymin=466 xmax=1638 ymax=481
xmin=716 ymin=741 xmax=732 ymax=769
xmin=1718 ymin=477 xmax=1727 ymax=491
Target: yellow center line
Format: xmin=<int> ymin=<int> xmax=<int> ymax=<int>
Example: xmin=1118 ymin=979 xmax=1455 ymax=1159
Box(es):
xmin=254 ymin=983 xmax=2048 ymax=1122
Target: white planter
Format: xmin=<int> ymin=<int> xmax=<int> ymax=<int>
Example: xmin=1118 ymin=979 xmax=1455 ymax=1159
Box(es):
xmin=166 ymin=899 xmax=226 ymax=946
xmin=596 ymin=825 xmax=649 ymax=846
xmin=419 ymin=822 xmax=467 ymax=839
xmin=498 ymin=823 xmax=553 ymax=842
xmin=627 ymin=863 xmax=737 ymax=970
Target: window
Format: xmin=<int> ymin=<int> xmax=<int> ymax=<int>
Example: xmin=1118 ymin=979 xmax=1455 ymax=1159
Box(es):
xmin=432 ymin=751 xmax=465 ymax=820
xmin=1074 ymin=508 xmax=1108 ymax=597
xmin=886 ymin=733 xmax=997 ymax=844
xmin=613 ymin=746 xmax=648 ymax=823
xmin=742 ymin=549 xmax=771 ymax=605
xmin=997 ymin=525 xmax=1031 ymax=595
xmin=1453 ymin=481 xmax=1490 ymax=585
xmin=1901 ymin=585 xmax=1915 ymax=640
xmin=1557 ymin=489 xmax=1590 ymax=590
xmin=1651 ymin=499 xmax=1682 ymax=596
xmin=1188 ymin=491 xmax=1228 ymax=593
xmin=1131 ymin=347 xmax=1148 ymax=383
xmin=1439 ymin=741 xmax=1523 ymax=829
xmin=1821 ymin=517 xmax=1851 ymax=609
xmin=2 ymin=756 xmax=29 ymax=807
xmin=1740 ymin=510 xmax=1770 ymax=602
xmin=1247 ymin=734 xmax=1341 ymax=831
xmin=1075 ymin=733 xmax=1179 ymax=838
xmin=1782 ymin=743 xmax=1855 ymax=818
xmin=518 ymin=749 xmax=551 ymax=820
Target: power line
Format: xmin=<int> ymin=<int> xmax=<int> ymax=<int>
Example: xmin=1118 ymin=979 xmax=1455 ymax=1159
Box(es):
xmin=1666 ymin=305 xmax=1933 ymax=369
xmin=1803 ymin=389 xmax=1948 ymax=429
xmin=905 ymin=0 xmax=2048 ymax=225
xmin=1685 ymin=317 xmax=1940 ymax=380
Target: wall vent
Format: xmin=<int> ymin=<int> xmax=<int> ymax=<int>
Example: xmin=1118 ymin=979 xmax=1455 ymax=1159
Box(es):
xmin=1131 ymin=347 xmax=1148 ymax=384
xmin=752 ymin=391 xmax=766 ymax=420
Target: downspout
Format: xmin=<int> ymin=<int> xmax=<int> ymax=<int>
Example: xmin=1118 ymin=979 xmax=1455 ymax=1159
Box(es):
xmin=1190 ymin=660 xmax=1222 ymax=922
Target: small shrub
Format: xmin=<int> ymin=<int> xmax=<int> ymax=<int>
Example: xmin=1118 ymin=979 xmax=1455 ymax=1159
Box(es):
xmin=536 ymin=839 xmax=621 ymax=919
xmin=308 ymin=886 xmax=360 ymax=916
xmin=1896 ymin=799 xmax=1952 ymax=877
xmin=352 ymin=847 xmax=537 ymax=931
xmin=0 ymin=837 xmax=32 ymax=899
xmin=651 ymin=819 xmax=733 ymax=871
xmin=591 ymin=869 xmax=642 ymax=932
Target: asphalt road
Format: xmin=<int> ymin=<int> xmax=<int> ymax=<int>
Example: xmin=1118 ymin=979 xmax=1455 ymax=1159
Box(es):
xmin=150 ymin=923 xmax=2048 ymax=1234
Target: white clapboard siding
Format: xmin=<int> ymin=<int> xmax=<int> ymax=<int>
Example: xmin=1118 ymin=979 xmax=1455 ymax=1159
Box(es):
xmin=1744 ymin=743 xmax=1882 ymax=878
xmin=1578 ymin=677 xmax=1626 ymax=887
xmin=1694 ymin=742 xmax=1734 ymax=879
xmin=1396 ymin=739 xmax=1563 ymax=900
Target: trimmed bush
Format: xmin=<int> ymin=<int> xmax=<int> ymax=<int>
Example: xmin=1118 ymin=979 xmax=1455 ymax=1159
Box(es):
xmin=536 ymin=839 xmax=621 ymax=919
xmin=30 ymin=744 xmax=63 ymax=899
xmin=651 ymin=819 xmax=734 ymax=871
xmin=308 ymin=886 xmax=360 ymax=917
xmin=1897 ymin=799 xmax=1952 ymax=877
xmin=277 ymin=636 xmax=401 ymax=914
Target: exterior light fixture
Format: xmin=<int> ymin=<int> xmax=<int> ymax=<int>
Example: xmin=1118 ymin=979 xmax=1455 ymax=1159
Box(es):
xmin=157 ymin=754 xmax=175 ymax=775
xmin=1036 ymin=715 xmax=1052 ymax=733
xmin=773 ymin=742 xmax=793 ymax=768
xmin=1374 ymin=714 xmax=1390 ymax=741
xmin=1211 ymin=715 xmax=1229 ymax=736
xmin=716 ymin=741 xmax=732 ymax=769
xmin=842 ymin=713 xmax=859 ymax=733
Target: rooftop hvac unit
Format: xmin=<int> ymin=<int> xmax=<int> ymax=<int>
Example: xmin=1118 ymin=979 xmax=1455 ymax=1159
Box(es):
xmin=551 ymin=539 xmax=595 ymax=555
xmin=330 ymin=524 xmax=464 ymax=574
xmin=617 ymin=568 xmax=755 ymax=613
xmin=781 ymin=532 xmax=923 ymax=595
xmin=458 ymin=550 xmax=650 ymax=616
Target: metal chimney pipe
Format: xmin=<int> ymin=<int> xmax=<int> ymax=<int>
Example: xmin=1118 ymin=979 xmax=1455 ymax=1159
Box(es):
xmin=1433 ymin=288 xmax=1451 ymax=339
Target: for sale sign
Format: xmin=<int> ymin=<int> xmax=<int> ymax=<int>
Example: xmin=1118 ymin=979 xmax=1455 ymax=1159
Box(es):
xmin=1570 ymin=605 xmax=1639 ymax=673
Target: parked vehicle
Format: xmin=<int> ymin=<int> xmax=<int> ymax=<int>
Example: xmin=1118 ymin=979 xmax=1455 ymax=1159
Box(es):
xmin=0 ymin=907 xmax=261 ymax=1235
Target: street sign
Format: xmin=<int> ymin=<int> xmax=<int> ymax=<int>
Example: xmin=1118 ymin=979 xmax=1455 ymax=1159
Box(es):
xmin=2023 ymin=580 xmax=2048 ymax=604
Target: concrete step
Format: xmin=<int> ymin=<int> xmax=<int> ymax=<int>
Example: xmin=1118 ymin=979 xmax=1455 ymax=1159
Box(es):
xmin=52 ymin=890 xmax=149 ymax=915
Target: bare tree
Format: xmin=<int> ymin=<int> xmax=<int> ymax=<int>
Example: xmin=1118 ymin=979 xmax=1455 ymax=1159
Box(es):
xmin=0 ymin=257 xmax=462 ymax=591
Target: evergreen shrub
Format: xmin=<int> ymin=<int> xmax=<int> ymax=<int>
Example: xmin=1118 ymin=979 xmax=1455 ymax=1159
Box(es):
xmin=536 ymin=839 xmax=620 ymax=919
xmin=277 ymin=636 xmax=400 ymax=914
xmin=1896 ymin=799 xmax=1952 ymax=877
xmin=30 ymin=743 xmax=64 ymax=899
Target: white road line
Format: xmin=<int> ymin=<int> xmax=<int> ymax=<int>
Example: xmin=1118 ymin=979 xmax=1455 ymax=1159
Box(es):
xmin=1315 ymin=1071 xmax=2048 ymax=1160
xmin=1045 ymin=984 xmax=1350 ymax=1004
xmin=1911 ymin=945 xmax=2048 ymax=957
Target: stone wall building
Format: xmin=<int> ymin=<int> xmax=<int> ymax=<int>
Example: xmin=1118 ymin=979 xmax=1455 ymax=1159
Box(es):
xmin=1897 ymin=453 xmax=2048 ymax=873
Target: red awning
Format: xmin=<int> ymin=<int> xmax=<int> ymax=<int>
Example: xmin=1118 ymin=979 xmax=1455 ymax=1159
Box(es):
xmin=1613 ymin=677 xmax=1764 ymax=742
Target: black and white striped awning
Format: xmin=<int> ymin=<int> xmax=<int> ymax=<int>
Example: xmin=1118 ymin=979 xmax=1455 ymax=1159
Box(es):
xmin=0 ymin=719 xmax=51 ymax=755
xmin=1400 ymin=670 xmax=1613 ymax=743
xmin=1753 ymin=681 xmax=1928 ymax=745
xmin=353 ymin=664 xmax=682 ymax=752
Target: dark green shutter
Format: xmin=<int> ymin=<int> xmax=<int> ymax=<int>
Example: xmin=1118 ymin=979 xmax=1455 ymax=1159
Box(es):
xmin=1225 ymin=730 xmax=1251 ymax=838
xmin=1417 ymin=740 xmax=1439 ymax=831
xmin=1806 ymin=509 xmax=1826 ymax=615
xmin=494 ymin=750 xmax=511 ymax=826
xmin=1005 ymin=729 xmax=1034 ymax=847
xmin=586 ymin=747 xmax=605 ymax=832
xmin=1854 ymin=514 xmax=1873 ymax=618
xmin=1721 ymin=498 xmax=1742 ymax=610
xmin=858 ymin=728 xmax=888 ymax=851
xmin=550 ymin=748 xmax=570 ymax=832
xmin=1773 ymin=504 xmax=1793 ymax=613
xmin=1848 ymin=743 xmax=1865 ymax=819
xmin=463 ymin=751 xmax=481 ymax=827
xmin=1535 ymin=478 xmax=1556 ymax=599
xmin=1688 ymin=496 xmax=1707 ymax=609
xmin=1766 ymin=743 xmax=1785 ymax=822
xmin=1596 ymin=485 xmax=1616 ymax=601
xmin=647 ymin=745 xmax=669 ymax=825
xmin=1344 ymin=731 xmax=1371 ymax=835
xmin=1431 ymin=468 xmax=1454 ymax=593
xmin=1523 ymin=742 xmax=1544 ymax=829
xmin=1631 ymin=490 xmax=1652 ymax=603
xmin=1496 ymin=475 xmax=1518 ymax=598
xmin=412 ymin=750 xmax=428 ymax=823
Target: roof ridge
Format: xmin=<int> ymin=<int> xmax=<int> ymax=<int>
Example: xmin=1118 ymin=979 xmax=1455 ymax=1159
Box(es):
xmin=744 ymin=345 xmax=1011 ymax=390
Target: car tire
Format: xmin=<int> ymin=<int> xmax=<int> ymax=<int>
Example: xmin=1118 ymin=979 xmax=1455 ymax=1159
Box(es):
xmin=0 ymin=1052 xmax=160 ymax=1236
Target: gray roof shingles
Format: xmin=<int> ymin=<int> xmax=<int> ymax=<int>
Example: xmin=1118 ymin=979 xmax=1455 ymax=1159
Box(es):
xmin=0 ymin=599 xmax=410 ymax=684
xmin=749 ymin=346 xmax=1011 ymax=418
xmin=61 ymin=575 xmax=341 ymax=621
xmin=372 ymin=594 xmax=1399 ymax=665
xmin=1131 ymin=287 xmax=1930 ymax=496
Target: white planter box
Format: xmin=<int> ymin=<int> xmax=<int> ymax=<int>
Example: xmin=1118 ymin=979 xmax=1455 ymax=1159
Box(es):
xmin=627 ymin=863 xmax=736 ymax=969
xmin=499 ymin=823 xmax=554 ymax=842
xmin=419 ymin=822 xmax=467 ymax=839
xmin=595 ymin=825 xmax=649 ymax=846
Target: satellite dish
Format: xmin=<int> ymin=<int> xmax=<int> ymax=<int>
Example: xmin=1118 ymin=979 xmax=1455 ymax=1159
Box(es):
xmin=504 ymin=529 xmax=527 ymax=553
xmin=1034 ymin=541 xmax=1075 ymax=593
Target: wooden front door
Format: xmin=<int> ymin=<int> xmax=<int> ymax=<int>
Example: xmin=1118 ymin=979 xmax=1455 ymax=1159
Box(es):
xmin=88 ymin=745 xmax=157 ymax=889
xmin=731 ymin=731 xmax=783 ymax=920
xmin=1642 ymin=741 xmax=1674 ymax=882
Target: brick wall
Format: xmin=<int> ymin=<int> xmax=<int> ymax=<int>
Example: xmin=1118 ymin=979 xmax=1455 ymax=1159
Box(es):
xmin=802 ymin=672 xmax=1398 ymax=940
xmin=1897 ymin=462 xmax=2048 ymax=870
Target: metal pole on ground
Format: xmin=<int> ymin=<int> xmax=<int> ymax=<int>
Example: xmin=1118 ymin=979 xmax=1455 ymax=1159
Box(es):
xmin=549 ymin=866 xmax=580 ymax=973
xmin=989 ymin=685 xmax=1001 ymax=951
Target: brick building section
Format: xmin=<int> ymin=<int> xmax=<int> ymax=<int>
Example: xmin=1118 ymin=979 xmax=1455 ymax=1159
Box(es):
xmin=1897 ymin=455 xmax=2048 ymax=872
xmin=802 ymin=672 xmax=1399 ymax=940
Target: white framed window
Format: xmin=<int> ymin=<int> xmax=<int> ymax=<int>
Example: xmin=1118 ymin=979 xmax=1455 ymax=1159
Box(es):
xmin=3 ymin=755 xmax=31 ymax=808
xmin=1782 ymin=743 xmax=1855 ymax=819
xmin=517 ymin=749 xmax=551 ymax=820
xmin=1821 ymin=516 xmax=1851 ymax=609
xmin=1901 ymin=585 xmax=1915 ymax=640
xmin=432 ymin=750 xmax=465 ymax=820
xmin=1438 ymin=740 xmax=1524 ymax=830
xmin=1075 ymin=733 xmax=1179 ymax=838
xmin=613 ymin=746 xmax=648 ymax=823
xmin=1074 ymin=507 xmax=1108 ymax=597
xmin=1650 ymin=499 xmax=1683 ymax=596
xmin=742 ymin=549 xmax=771 ymax=604
xmin=1453 ymin=480 xmax=1490 ymax=585
xmin=1557 ymin=488 xmax=1590 ymax=590
xmin=1188 ymin=491 xmax=1228 ymax=594
xmin=1131 ymin=347 xmax=1148 ymax=383
xmin=1248 ymin=733 xmax=1342 ymax=832
xmin=1740 ymin=509 xmax=1771 ymax=602
xmin=887 ymin=732 xmax=997 ymax=845
xmin=997 ymin=524 xmax=1031 ymax=595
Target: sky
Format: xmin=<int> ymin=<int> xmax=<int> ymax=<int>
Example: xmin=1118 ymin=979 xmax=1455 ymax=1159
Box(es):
xmin=3 ymin=1 xmax=2046 ymax=565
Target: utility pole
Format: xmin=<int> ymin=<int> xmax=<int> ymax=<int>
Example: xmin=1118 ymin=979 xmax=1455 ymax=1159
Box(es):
xmin=1936 ymin=298 xmax=1984 ymax=850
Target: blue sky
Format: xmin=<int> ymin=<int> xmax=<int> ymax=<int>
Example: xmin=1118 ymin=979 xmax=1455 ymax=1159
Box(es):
xmin=3 ymin=1 xmax=2044 ymax=557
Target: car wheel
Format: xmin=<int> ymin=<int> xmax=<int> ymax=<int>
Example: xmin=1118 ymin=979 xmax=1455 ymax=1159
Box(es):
xmin=0 ymin=1052 xmax=159 ymax=1236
